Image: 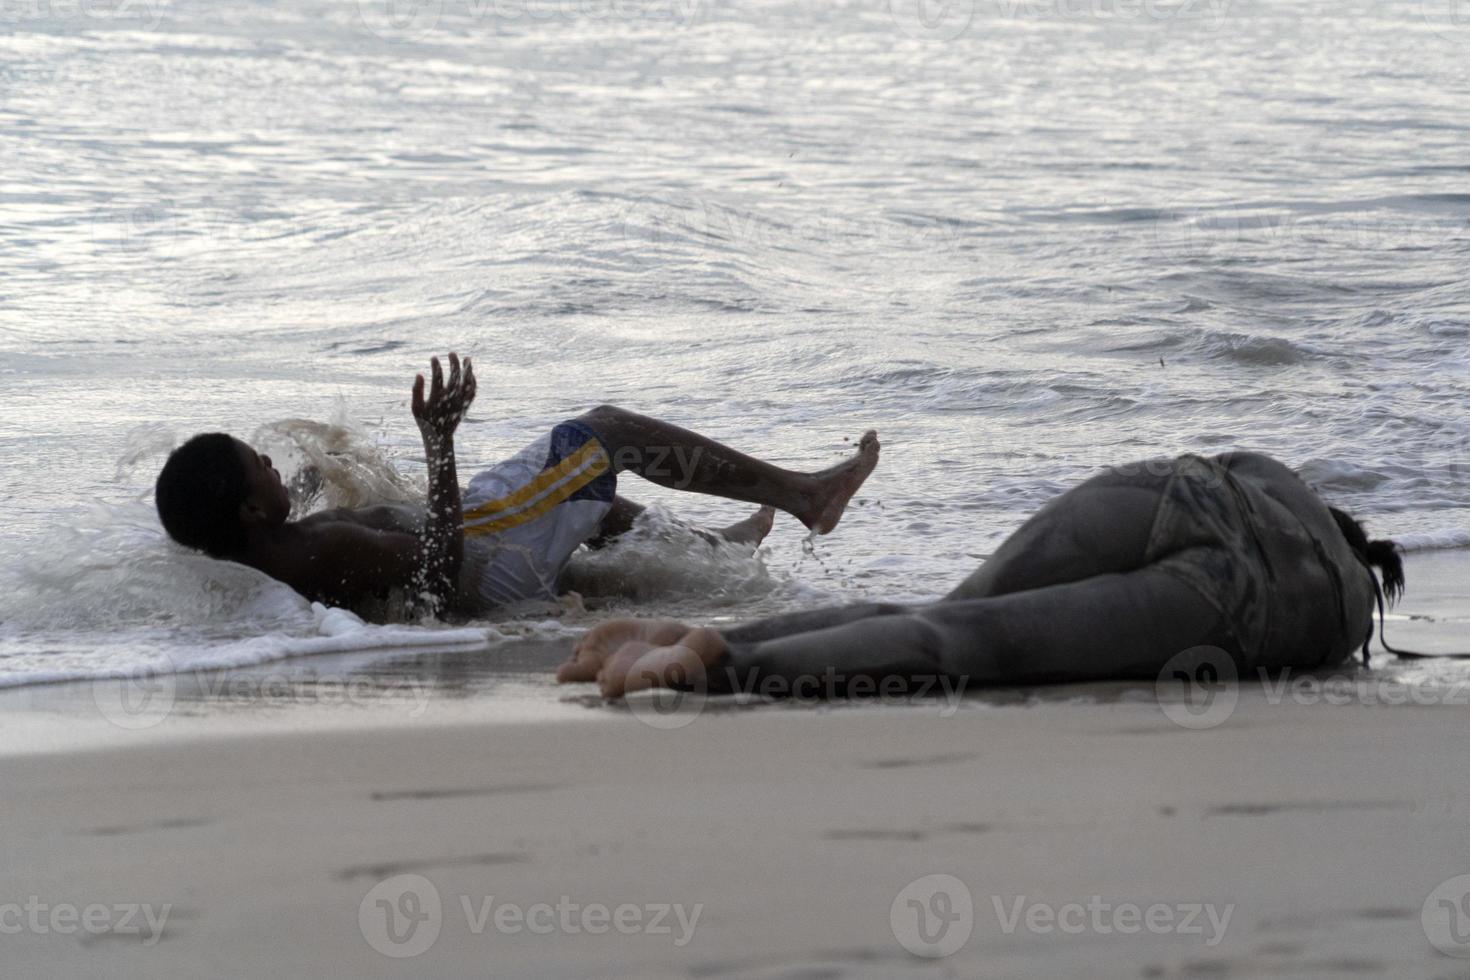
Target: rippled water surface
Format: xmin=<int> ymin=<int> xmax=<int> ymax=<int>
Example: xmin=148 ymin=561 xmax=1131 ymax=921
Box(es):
xmin=1 ymin=0 xmax=1468 ymax=682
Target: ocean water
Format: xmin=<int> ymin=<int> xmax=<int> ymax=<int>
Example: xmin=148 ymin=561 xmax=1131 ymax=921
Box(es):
xmin=1 ymin=0 xmax=1467 ymax=685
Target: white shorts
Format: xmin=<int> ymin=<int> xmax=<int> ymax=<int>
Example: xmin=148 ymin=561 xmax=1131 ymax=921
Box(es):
xmin=460 ymin=420 xmax=616 ymax=608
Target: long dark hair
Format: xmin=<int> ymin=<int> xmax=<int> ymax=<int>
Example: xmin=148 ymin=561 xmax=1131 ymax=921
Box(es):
xmin=1328 ymin=506 xmax=1405 ymax=604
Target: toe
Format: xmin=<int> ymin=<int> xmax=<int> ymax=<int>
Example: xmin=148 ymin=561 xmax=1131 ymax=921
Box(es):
xmin=596 ymin=662 xmax=626 ymax=698
xmin=556 ymin=655 xmax=598 ymax=684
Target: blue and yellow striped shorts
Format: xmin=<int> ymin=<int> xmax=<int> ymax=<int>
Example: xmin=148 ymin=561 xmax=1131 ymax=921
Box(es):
xmin=460 ymin=420 xmax=617 ymax=607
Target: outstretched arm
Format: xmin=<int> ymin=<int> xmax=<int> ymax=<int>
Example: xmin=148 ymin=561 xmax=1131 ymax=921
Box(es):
xmin=410 ymin=351 xmax=475 ymax=611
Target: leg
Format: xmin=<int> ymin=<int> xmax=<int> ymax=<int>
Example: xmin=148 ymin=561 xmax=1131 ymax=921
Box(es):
xmin=945 ymin=478 xmax=1166 ymax=602
xmin=727 ymin=568 xmax=1227 ymax=690
xmin=585 ymin=495 xmax=775 ymax=550
xmin=577 ymin=405 xmax=879 ymax=534
xmin=558 ymin=597 xmax=910 ymax=686
xmin=721 ymin=601 xmax=916 ymax=644
xmin=584 ymin=495 xmax=644 ymax=549
xmin=591 ymin=567 xmax=1230 ymax=696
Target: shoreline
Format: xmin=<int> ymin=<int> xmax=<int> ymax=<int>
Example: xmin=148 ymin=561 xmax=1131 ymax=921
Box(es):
xmin=0 ymin=555 xmax=1465 ymax=975
xmin=0 ymin=551 xmax=1465 ymax=758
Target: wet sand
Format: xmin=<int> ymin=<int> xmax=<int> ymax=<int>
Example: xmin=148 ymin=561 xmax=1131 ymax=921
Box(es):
xmin=0 ymin=552 xmax=1466 ymax=978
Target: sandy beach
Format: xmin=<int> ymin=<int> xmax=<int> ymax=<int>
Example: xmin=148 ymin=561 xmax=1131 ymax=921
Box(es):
xmin=6 ymin=0 xmax=1469 ymax=973
xmin=1 ymin=552 xmax=1467 ymax=979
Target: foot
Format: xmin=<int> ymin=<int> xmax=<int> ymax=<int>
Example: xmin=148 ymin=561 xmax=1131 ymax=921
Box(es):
xmin=801 ymin=430 xmax=880 ymax=535
xmin=718 ymin=505 xmax=775 ymax=546
xmin=598 ymin=627 xmax=728 ymax=698
xmin=557 ymin=618 xmax=690 ymax=684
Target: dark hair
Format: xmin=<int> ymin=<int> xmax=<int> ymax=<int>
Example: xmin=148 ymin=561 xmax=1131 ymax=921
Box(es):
xmin=1328 ymin=506 xmax=1405 ymax=604
xmin=155 ymin=433 xmax=249 ymax=558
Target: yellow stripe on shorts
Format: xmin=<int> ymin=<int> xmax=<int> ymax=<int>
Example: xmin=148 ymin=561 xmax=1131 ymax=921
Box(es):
xmin=462 ymin=439 xmax=610 ymax=538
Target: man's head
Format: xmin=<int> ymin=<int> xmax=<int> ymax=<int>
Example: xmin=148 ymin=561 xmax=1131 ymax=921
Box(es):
xmin=155 ymin=433 xmax=291 ymax=557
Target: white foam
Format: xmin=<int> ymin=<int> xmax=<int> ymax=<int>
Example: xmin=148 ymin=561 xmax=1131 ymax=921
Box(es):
xmin=0 ymin=613 xmax=489 ymax=690
xmin=1296 ymin=457 xmax=1391 ymax=493
xmin=0 ymin=487 xmax=490 ymax=689
xmin=1395 ymin=529 xmax=1470 ymax=553
xmin=561 ymin=504 xmax=780 ymax=606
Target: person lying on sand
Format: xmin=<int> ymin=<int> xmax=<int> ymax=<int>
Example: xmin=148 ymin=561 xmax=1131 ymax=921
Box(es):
xmin=153 ymin=352 xmax=880 ymax=615
xmin=558 ymin=451 xmax=1406 ymax=697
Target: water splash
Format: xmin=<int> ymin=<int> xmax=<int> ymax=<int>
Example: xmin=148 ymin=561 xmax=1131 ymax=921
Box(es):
xmin=561 ymin=504 xmax=780 ymax=607
xmin=250 ymin=404 xmax=424 ymax=514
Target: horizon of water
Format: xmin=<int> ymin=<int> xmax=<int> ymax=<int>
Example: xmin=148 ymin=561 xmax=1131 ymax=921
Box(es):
xmin=1 ymin=0 xmax=1468 ymax=687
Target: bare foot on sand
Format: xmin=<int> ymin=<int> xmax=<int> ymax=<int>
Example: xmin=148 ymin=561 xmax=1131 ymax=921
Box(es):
xmin=801 ymin=430 xmax=880 ymax=535
xmin=598 ymin=626 xmax=728 ymax=698
xmin=556 ymin=618 xmax=690 ymax=684
xmin=719 ymin=505 xmax=775 ymax=546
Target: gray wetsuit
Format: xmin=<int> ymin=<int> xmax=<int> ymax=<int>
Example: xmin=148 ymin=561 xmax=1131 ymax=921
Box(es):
xmin=707 ymin=452 xmax=1376 ymax=693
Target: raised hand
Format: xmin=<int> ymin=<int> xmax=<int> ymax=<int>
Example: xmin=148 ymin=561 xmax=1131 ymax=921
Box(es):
xmin=411 ymin=352 xmax=476 ymax=446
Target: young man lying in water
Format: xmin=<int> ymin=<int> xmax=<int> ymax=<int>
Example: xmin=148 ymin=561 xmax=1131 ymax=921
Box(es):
xmin=154 ymin=352 xmax=881 ymax=615
xmin=558 ymin=451 xmax=1406 ymax=697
